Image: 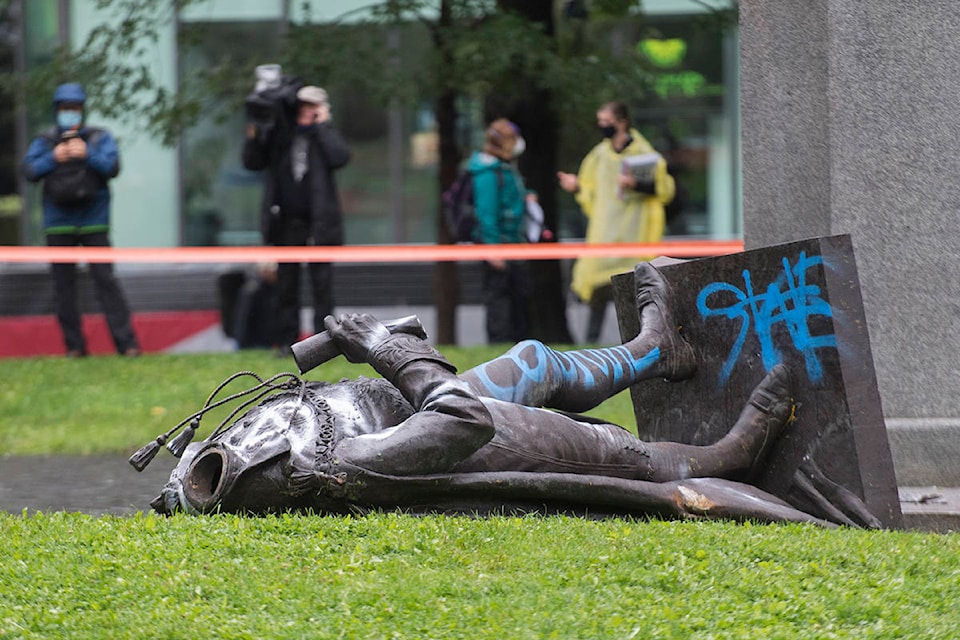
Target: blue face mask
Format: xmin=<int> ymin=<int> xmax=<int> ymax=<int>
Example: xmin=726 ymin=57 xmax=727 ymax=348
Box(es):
xmin=57 ymin=110 xmax=82 ymax=130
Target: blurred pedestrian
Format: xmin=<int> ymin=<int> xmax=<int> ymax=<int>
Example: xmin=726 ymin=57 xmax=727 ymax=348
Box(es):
xmin=21 ymin=82 xmax=140 ymax=357
xmin=558 ymin=101 xmax=674 ymax=343
xmin=468 ymin=118 xmax=534 ymax=343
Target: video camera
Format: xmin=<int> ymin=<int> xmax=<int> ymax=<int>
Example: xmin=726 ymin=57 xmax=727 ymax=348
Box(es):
xmin=244 ymin=64 xmax=303 ymax=132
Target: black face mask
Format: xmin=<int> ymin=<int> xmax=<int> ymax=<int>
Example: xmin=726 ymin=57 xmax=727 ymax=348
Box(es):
xmin=599 ymin=125 xmax=617 ymax=139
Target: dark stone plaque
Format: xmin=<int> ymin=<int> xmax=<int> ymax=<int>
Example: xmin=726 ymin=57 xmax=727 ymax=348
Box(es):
xmin=611 ymin=235 xmax=901 ymax=528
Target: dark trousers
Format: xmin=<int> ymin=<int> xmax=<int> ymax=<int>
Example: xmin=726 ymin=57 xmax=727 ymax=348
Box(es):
xmin=482 ymin=261 xmax=531 ymax=344
xmin=274 ymin=219 xmax=334 ymax=349
xmin=585 ymin=284 xmax=613 ymax=344
xmin=47 ymin=231 xmax=139 ymax=354
xmin=233 ymin=280 xmax=277 ymax=349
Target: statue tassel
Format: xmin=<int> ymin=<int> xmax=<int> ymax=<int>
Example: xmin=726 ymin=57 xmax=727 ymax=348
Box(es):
xmin=166 ymin=419 xmax=198 ymax=458
xmin=128 ymin=434 xmax=168 ymax=472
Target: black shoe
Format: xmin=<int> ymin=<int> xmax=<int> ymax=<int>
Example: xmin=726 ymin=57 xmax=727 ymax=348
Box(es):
xmin=727 ymin=364 xmax=794 ymax=473
xmin=748 ymin=363 xmax=792 ymax=416
xmin=633 ymin=263 xmax=696 ymax=381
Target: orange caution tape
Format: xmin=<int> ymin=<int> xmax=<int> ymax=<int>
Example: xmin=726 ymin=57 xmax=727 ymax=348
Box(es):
xmin=0 ymin=241 xmax=743 ymax=264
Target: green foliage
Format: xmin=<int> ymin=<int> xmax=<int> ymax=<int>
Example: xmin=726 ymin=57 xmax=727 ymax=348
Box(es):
xmin=0 ymin=347 xmax=635 ymax=456
xmin=589 ymin=0 xmax=643 ymax=14
xmin=0 ymin=0 xmax=198 ymax=144
xmin=282 ymin=3 xmax=565 ymax=110
xmin=2 ymin=0 xmax=686 ymax=147
xmin=0 ymin=194 xmax=20 ymax=216
xmin=2 ymin=511 xmax=960 ymax=638
xmin=287 ymin=0 xmax=659 ymax=124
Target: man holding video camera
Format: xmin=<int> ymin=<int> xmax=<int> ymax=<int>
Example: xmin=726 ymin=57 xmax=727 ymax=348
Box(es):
xmin=242 ymin=74 xmax=351 ymax=355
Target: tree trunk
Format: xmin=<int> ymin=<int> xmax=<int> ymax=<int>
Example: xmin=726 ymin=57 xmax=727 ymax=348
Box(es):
xmin=492 ymin=0 xmax=573 ymax=343
xmin=432 ymin=0 xmax=460 ymax=345
xmin=520 ymin=91 xmax=573 ymax=344
xmin=433 ymin=87 xmax=460 ymax=345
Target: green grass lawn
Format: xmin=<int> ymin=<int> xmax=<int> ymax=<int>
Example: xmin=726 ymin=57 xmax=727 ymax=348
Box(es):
xmin=0 ymin=347 xmax=636 ymax=456
xmin=2 ymin=350 xmax=959 ymax=638
xmin=3 ymin=512 xmax=960 ymax=639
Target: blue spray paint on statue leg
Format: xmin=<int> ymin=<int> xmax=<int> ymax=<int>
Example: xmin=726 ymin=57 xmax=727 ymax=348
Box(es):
xmin=460 ymin=339 xmax=661 ymax=413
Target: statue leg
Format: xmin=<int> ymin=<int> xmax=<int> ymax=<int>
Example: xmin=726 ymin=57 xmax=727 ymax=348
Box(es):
xmin=460 ymin=263 xmax=695 ymax=412
xmin=462 ymin=363 xmax=794 ymax=485
xmin=641 ymin=364 xmax=794 ymax=481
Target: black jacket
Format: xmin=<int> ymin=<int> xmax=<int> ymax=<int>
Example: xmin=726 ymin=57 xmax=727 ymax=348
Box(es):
xmin=242 ymin=122 xmax=351 ymax=245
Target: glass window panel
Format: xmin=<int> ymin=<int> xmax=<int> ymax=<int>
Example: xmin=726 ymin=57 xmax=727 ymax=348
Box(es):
xmin=21 ymin=0 xmax=63 ymax=244
xmin=179 ymin=17 xmax=443 ymax=246
xmin=179 ymin=20 xmax=281 ymax=246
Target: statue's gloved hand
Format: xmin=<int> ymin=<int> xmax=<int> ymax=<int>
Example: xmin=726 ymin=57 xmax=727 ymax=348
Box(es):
xmin=788 ymin=456 xmax=883 ymax=529
xmin=323 ymin=313 xmax=391 ymax=364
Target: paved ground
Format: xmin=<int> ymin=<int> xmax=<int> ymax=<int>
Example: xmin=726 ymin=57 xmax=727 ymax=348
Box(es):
xmin=0 ymin=455 xmax=174 ymax=516
xmin=2 ymin=453 xmax=958 ymax=531
xmin=170 ymin=303 xmax=625 ymax=353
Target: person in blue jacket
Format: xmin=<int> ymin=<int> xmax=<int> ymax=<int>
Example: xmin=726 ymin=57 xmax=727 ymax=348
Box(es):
xmin=468 ymin=118 xmax=534 ymax=343
xmin=21 ymin=82 xmax=140 ymax=357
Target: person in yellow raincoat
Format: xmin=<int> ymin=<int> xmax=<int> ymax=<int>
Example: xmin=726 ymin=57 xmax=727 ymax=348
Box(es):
xmin=558 ymin=101 xmax=675 ymax=343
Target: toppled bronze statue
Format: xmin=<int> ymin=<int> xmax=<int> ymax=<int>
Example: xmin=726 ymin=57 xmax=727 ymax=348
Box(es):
xmin=132 ymin=263 xmax=879 ymax=527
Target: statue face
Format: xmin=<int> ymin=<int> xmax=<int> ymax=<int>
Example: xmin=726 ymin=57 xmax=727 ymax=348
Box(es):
xmin=154 ymin=394 xmax=320 ymax=514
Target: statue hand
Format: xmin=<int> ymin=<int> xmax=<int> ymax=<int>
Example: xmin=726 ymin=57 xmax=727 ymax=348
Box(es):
xmin=323 ymin=313 xmax=391 ymax=364
xmin=790 ymin=457 xmax=883 ymax=529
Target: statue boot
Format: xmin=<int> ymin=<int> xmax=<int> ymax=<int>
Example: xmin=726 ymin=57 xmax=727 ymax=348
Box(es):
xmin=629 ymin=262 xmax=697 ymax=382
xmin=711 ymin=363 xmax=794 ymax=478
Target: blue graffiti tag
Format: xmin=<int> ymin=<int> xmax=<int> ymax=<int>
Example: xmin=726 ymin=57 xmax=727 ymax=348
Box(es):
xmin=696 ymin=251 xmax=837 ymax=385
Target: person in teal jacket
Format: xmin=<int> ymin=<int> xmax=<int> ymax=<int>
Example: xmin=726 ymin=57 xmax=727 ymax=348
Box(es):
xmin=21 ymin=82 xmax=139 ymax=357
xmin=467 ymin=118 xmax=532 ymax=343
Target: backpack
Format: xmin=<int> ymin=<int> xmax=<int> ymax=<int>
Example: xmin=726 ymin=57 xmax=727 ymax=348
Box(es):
xmin=443 ymin=165 xmax=552 ymax=244
xmin=442 ymin=169 xmax=480 ymax=243
xmin=442 ymin=165 xmax=509 ymax=243
xmin=41 ymin=127 xmax=108 ymax=208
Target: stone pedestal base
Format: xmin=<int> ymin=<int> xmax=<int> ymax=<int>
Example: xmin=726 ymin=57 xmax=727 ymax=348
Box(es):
xmin=612 ymin=235 xmax=901 ymax=528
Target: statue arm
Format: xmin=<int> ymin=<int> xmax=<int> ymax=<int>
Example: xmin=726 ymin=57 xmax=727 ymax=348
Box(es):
xmin=335 ymin=372 xmax=495 ymax=476
xmin=325 ymin=314 xmax=495 ymax=476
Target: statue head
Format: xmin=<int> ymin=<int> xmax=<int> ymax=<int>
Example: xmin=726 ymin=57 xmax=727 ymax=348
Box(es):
xmin=149 ymin=377 xmax=413 ymax=515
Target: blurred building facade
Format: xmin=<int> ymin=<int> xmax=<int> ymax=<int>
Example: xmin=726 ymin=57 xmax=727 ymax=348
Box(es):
xmin=10 ymin=0 xmax=740 ymax=248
